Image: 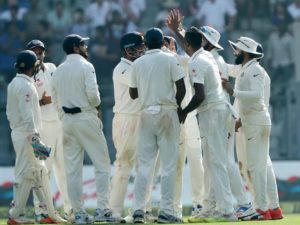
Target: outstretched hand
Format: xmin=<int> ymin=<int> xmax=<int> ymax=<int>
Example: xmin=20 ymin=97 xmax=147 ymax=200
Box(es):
xmin=165 ymin=9 xmax=184 ymax=32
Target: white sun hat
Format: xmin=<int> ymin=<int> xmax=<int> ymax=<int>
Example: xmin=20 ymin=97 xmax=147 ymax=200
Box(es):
xmin=228 ymin=36 xmax=263 ymax=57
xmin=199 ymin=26 xmax=223 ymax=50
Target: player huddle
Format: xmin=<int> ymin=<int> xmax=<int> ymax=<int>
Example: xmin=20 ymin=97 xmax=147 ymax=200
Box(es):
xmin=6 ymin=9 xmax=282 ymax=225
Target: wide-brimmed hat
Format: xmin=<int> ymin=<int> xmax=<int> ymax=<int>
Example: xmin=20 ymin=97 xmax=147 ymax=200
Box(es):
xmin=228 ymin=37 xmax=263 ymax=57
xmin=199 ymin=26 xmax=223 ymax=50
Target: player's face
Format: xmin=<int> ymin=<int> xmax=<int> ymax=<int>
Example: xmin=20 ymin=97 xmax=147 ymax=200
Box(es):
xmin=201 ymin=36 xmax=208 ymax=49
xmin=78 ymin=43 xmax=88 ymax=59
xmin=234 ymin=49 xmax=245 ymax=65
xmin=168 ymin=39 xmax=177 ymax=53
xmin=31 ymin=47 xmax=45 ymax=62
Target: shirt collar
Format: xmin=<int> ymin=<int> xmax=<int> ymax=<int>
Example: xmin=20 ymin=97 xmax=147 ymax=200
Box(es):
xmin=242 ymin=58 xmax=257 ymax=69
xmin=210 ymin=48 xmax=219 ymax=57
xmin=145 ymin=49 xmax=161 ymax=55
xmin=16 ymin=73 xmax=34 ymax=82
xmin=66 ymin=54 xmax=87 ymax=61
xmin=191 ymin=47 xmax=204 ymax=60
xmin=121 ymin=57 xmax=133 ymax=65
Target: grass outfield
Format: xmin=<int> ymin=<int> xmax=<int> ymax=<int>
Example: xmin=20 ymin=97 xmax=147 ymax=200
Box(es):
xmin=0 ymin=214 xmax=299 ymax=225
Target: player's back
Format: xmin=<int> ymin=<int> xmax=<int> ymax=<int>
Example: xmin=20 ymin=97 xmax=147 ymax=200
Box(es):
xmin=132 ymin=49 xmax=183 ymax=110
xmin=53 ymin=54 xmax=100 ymax=110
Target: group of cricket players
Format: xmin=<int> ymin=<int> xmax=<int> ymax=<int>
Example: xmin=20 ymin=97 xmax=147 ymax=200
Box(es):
xmin=6 ymin=8 xmax=283 ymax=224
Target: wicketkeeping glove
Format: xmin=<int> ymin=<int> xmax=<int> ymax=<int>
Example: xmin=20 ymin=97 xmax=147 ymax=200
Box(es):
xmin=27 ymin=133 xmax=51 ymax=160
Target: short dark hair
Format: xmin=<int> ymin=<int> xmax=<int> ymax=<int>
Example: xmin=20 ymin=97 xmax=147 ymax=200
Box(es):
xmin=184 ymin=26 xmax=202 ymax=50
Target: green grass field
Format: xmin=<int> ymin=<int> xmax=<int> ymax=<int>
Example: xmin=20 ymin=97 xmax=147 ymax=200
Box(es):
xmin=0 ymin=214 xmax=300 ymax=225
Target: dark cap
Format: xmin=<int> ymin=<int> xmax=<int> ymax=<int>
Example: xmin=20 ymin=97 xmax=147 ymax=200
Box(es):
xmin=145 ymin=27 xmax=163 ymax=46
xmin=27 ymin=39 xmax=45 ymax=50
xmin=120 ymin=32 xmax=144 ymax=51
xmin=15 ymin=50 xmax=38 ymax=70
xmin=63 ymin=34 xmax=89 ymax=54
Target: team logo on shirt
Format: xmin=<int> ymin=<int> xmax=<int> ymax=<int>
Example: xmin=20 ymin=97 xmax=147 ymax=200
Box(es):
xmin=25 ymin=93 xmax=30 ymax=102
xmin=121 ymin=69 xmax=126 ymax=74
xmin=192 ymin=69 xmax=196 ymax=75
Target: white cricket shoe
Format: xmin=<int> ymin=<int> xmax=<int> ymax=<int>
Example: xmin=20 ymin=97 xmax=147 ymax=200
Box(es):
xmin=204 ymin=211 xmax=238 ymax=223
xmin=157 ymin=211 xmax=183 ymax=224
xmin=120 ymin=214 xmax=134 ymax=223
xmin=188 ymin=210 xmax=215 ymax=223
xmin=191 ymin=204 xmax=203 ymax=216
xmin=94 ymin=208 xmax=122 ymax=222
xmin=235 ymin=203 xmax=256 ymax=220
xmin=74 ymin=211 xmax=94 ymax=224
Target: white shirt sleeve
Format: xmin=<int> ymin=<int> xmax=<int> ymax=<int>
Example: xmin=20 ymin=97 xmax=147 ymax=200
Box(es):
xmin=85 ymin=63 xmax=101 ymax=107
xmin=233 ymin=71 xmax=264 ymax=100
xmin=118 ymin=66 xmax=132 ymax=86
xmin=170 ymin=56 xmax=185 ymax=82
xmin=19 ymin=85 xmax=37 ymax=133
xmin=129 ymin=64 xmax=138 ymax=88
xmin=190 ymin=60 xmax=206 ymax=84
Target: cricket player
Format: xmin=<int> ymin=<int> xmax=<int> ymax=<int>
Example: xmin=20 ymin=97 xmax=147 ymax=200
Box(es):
xmin=163 ymin=36 xmax=204 ymax=218
xmin=129 ymin=27 xmax=186 ymax=224
xmin=109 ymin=32 xmax=145 ymax=217
xmin=198 ymin=26 xmax=257 ymax=219
xmin=166 ymin=10 xmax=236 ymax=222
xmin=6 ymin=50 xmax=53 ymax=225
xmin=222 ymin=36 xmax=282 ymax=220
xmin=51 ymin=34 xmax=120 ymax=224
xmin=227 ymin=42 xmax=283 ymax=220
xmin=26 ymin=39 xmax=71 ymax=223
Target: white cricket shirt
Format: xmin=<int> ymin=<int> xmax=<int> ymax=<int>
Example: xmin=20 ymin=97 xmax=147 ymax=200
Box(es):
xmin=189 ymin=48 xmax=225 ymax=112
xmin=6 ymin=73 xmax=42 ymax=133
xmin=34 ymin=63 xmax=59 ymax=121
xmin=211 ymin=48 xmax=230 ymax=102
xmin=130 ymin=49 xmax=184 ymax=110
xmin=113 ymin=57 xmax=141 ymax=115
xmin=233 ymin=59 xmax=271 ymax=125
xmin=52 ymin=54 xmax=100 ymax=114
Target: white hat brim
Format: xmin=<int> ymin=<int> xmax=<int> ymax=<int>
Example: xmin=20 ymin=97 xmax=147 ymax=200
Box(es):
xmin=228 ymin=40 xmax=263 ymax=57
xmin=200 ymin=31 xmax=224 ymax=50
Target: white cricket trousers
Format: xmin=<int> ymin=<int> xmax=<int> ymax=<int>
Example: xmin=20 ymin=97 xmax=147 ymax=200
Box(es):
xmin=198 ymin=104 xmax=234 ymax=215
xmin=9 ymin=130 xmax=48 ymax=218
xmin=133 ymin=108 xmax=180 ymax=216
xmin=174 ymin=114 xmax=203 ymax=217
xmin=225 ymin=117 xmax=249 ymax=206
xmin=34 ymin=120 xmax=72 ymax=215
xmin=109 ymin=113 xmax=140 ymax=216
xmin=237 ymin=125 xmax=279 ymax=210
xmin=62 ymin=112 xmax=111 ymax=213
